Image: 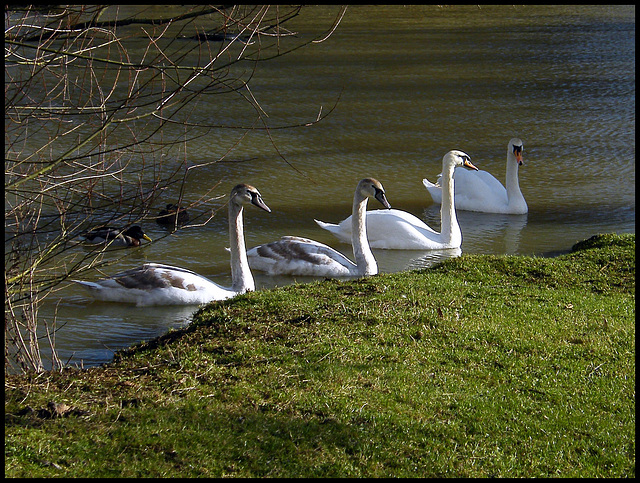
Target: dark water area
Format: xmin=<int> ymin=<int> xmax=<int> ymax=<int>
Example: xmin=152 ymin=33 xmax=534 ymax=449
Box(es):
xmin=26 ymin=5 xmax=634 ymax=369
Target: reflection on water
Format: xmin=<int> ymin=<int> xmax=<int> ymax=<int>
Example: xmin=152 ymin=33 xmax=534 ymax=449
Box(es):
xmin=41 ymin=300 xmax=197 ymax=369
xmin=429 ymin=207 xmax=529 ymax=255
xmin=377 ymin=247 xmax=463 ymax=272
xmin=26 ymin=5 xmax=634 ymax=370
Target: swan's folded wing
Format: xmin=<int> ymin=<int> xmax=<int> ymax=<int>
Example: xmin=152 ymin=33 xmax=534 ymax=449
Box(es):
xmin=366 ymin=209 xmax=437 ymax=232
xmin=454 ymin=168 xmax=508 ymax=206
xmin=313 ymin=209 xmax=442 ymax=249
xmin=422 ymin=177 xmax=443 ymax=204
xmin=314 ymin=219 xmax=353 ymax=243
xmin=105 ymin=263 xmax=208 ymax=291
xmin=357 ymin=210 xmax=443 ymax=250
xmin=72 ymin=265 xmax=171 ymax=293
xmin=74 ymin=263 xmax=231 ymax=305
xmin=247 ymin=237 xmax=355 ymax=276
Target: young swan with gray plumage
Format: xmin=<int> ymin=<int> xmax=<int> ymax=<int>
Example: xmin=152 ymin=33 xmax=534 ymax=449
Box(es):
xmin=247 ymin=178 xmax=391 ymax=277
xmin=73 ymin=184 xmax=270 ymax=306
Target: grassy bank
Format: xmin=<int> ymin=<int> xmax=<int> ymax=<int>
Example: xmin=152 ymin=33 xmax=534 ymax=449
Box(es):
xmin=5 ymin=233 xmax=635 ymax=477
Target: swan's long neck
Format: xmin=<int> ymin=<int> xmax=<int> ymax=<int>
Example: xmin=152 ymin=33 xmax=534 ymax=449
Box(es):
xmin=505 ymin=153 xmax=524 ymax=204
xmin=351 ymin=192 xmax=377 ymax=276
xmin=229 ymin=203 xmax=254 ymax=293
xmin=440 ymin=162 xmax=462 ymax=247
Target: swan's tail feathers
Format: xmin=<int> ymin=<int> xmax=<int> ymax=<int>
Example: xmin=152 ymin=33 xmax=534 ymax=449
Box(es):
xmin=314 ymin=219 xmax=353 ymax=244
xmin=422 ymin=178 xmax=443 ymax=204
xmin=422 ymin=177 xmax=441 ymax=189
xmin=314 ymin=218 xmax=339 ymax=233
xmin=72 ymin=280 xmax=101 ymax=292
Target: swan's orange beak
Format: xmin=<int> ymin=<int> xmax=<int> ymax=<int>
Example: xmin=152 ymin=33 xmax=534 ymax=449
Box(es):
xmin=515 ymin=152 xmax=524 ymax=166
xmin=513 ymin=146 xmax=524 ymax=166
xmin=464 ymin=159 xmax=479 ymax=171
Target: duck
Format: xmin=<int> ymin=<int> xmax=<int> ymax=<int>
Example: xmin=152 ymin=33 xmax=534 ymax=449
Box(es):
xmin=423 ymin=138 xmax=527 ymax=214
xmin=73 ymin=184 xmax=271 ymax=306
xmin=156 ymin=204 xmax=190 ymax=227
xmin=79 ymin=225 xmax=152 ymax=247
xmin=315 ymin=150 xmax=477 ymax=250
xmin=246 ymin=178 xmax=391 ymax=277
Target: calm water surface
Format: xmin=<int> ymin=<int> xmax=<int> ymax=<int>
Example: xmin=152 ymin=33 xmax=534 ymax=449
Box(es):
xmin=36 ymin=5 xmax=635 ymax=369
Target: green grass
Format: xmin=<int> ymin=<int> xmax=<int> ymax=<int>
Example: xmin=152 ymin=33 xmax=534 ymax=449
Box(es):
xmin=5 ymin=233 xmax=635 ymax=477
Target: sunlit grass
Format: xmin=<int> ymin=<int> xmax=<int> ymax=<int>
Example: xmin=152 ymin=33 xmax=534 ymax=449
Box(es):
xmin=5 ymin=233 xmax=635 ymax=477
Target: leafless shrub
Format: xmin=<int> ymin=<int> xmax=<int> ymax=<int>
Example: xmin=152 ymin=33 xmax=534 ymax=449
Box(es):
xmin=5 ymin=5 xmax=346 ymax=373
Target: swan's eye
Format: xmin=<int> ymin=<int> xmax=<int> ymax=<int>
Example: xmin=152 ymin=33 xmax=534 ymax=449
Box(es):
xmin=513 ymin=145 xmax=522 ymax=154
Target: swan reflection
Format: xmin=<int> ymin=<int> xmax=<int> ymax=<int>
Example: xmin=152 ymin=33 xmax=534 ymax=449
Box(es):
xmin=424 ymin=205 xmax=528 ymax=255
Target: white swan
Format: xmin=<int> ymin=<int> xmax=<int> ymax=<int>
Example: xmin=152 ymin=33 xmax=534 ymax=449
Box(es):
xmin=315 ymin=150 xmax=477 ymax=250
xmin=73 ymin=184 xmax=271 ymax=306
xmin=423 ymin=138 xmax=527 ymax=214
xmin=246 ymin=178 xmax=391 ymax=277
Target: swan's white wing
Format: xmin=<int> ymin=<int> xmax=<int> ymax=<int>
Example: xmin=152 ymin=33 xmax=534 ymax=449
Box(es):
xmin=73 ymin=262 xmax=234 ymax=306
xmin=314 ymin=219 xmax=353 ymax=243
xmin=425 ymin=168 xmax=509 ymax=212
xmin=366 ymin=209 xmax=436 ymax=231
xmin=455 ymin=169 xmax=507 ymax=201
xmin=316 ymin=209 xmax=445 ymax=250
xmin=422 ymin=176 xmax=443 ymax=204
xmin=450 ymin=168 xmax=510 ymax=212
xmin=466 ymin=170 xmax=506 ymax=193
xmin=247 ymin=236 xmax=356 ymax=277
xmin=363 ymin=210 xmax=445 ymax=249
xmin=317 ymin=210 xmax=436 ymax=243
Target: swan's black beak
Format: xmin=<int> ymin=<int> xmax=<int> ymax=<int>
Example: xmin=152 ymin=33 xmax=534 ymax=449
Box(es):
xmin=251 ymin=193 xmax=271 ymax=213
xmin=375 ymin=189 xmax=391 ymax=210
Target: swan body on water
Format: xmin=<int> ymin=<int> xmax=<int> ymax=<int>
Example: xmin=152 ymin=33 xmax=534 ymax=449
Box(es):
xmin=247 ymin=178 xmax=391 ymax=277
xmin=423 ymin=138 xmax=527 ymax=214
xmin=73 ymin=184 xmax=270 ymax=306
xmin=315 ymin=150 xmax=477 ymax=250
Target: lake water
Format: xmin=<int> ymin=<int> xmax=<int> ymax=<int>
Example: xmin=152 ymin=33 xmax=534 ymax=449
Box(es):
xmin=29 ymin=5 xmax=635 ymax=369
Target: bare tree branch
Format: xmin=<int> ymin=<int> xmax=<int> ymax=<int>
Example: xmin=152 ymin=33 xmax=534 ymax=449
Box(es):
xmin=5 ymin=5 xmax=347 ymax=374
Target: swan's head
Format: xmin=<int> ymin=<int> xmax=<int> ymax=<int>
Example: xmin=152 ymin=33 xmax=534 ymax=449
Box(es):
xmin=508 ymin=138 xmax=524 ymax=166
xmin=358 ymin=178 xmax=391 ymax=209
xmin=444 ymin=150 xmax=478 ymax=171
xmin=230 ymin=184 xmax=271 ymax=212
